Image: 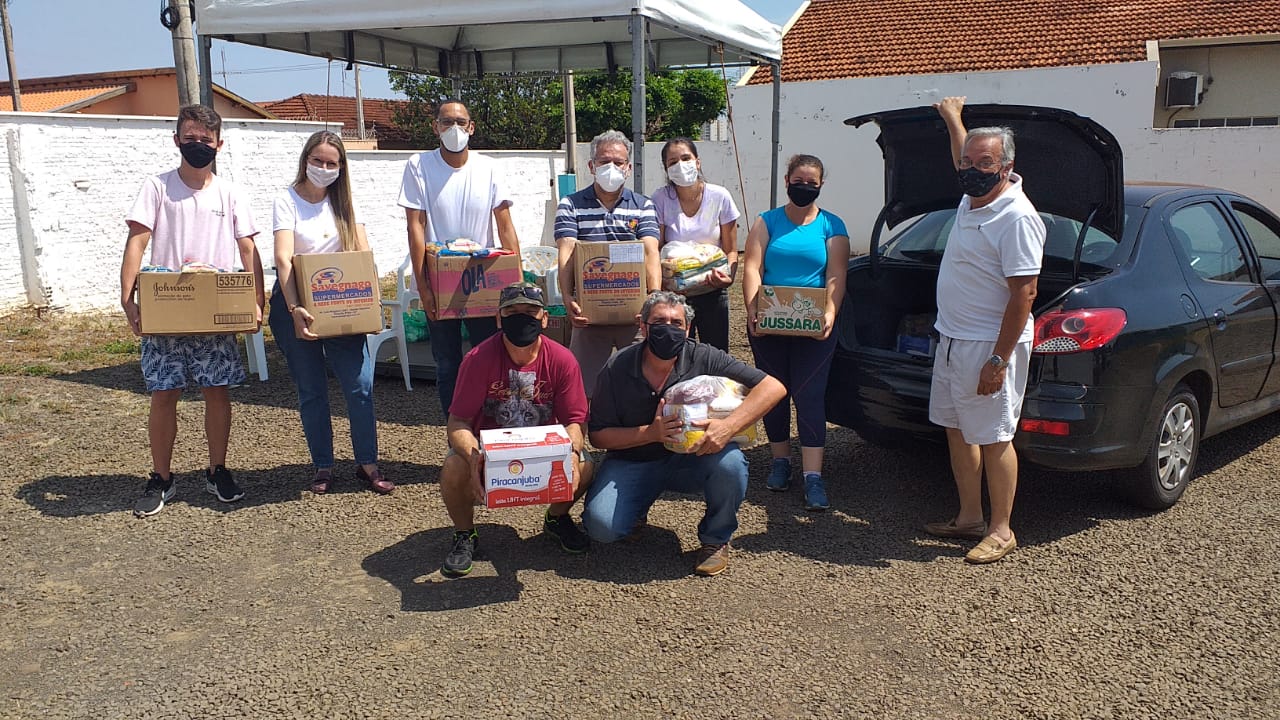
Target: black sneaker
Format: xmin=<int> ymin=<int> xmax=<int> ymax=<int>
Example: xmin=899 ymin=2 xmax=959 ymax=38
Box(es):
xmin=544 ymin=512 xmax=590 ymax=554
xmin=133 ymin=472 xmax=175 ymax=518
xmin=205 ymin=465 xmax=245 ymax=503
xmin=443 ymin=529 xmax=479 ymax=577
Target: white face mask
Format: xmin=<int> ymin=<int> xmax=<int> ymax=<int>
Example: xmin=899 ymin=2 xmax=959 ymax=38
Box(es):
xmin=306 ymin=164 xmax=340 ymax=188
xmin=594 ymin=162 xmax=627 ymax=193
xmin=441 ymin=125 xmax=470 ymax=153
xmin=666 ymin=159 xmax=699 ymax=187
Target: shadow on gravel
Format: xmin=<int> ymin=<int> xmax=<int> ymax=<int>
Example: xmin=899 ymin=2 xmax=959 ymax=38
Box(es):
xmin=49 ymin=343 xmax=450 ymax=428
xmin=729 ymin=424 xmax=1209 ymax=565
xmin=364 ymin=522 xmax=689 ymax=611
xmin=17 ymin=462 xmax=441 ymax=517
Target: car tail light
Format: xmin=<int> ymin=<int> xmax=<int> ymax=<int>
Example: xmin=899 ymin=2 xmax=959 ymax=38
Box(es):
xmin=1020 ymin=418 xmax=1070 ymax=436
xmin=1032 ymin=308 xmax=1126 ymax=354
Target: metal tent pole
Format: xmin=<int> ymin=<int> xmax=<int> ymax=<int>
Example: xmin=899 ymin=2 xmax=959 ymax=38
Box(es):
xmin=629 ymin=11 xmax=646 ymax=192
xmin=771 ymin=61 xmax=781 ymax=209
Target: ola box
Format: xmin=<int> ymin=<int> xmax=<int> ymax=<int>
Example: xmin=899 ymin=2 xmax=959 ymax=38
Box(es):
xmin=757 ymin=285 xmax=829 ymax=338
xmin=479 ymin=424 xmax=575 ymax=508
xmin=426 ymin=251 xmax=522 ymax=320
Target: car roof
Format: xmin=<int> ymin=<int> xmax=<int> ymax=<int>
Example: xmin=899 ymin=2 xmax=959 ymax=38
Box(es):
xmin=847 ymin=104 xmax=1124 ymax=240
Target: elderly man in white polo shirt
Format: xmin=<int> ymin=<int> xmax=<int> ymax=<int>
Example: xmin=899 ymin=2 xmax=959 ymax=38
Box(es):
xmin=923 ymin=96 xmax=1046 ymax=564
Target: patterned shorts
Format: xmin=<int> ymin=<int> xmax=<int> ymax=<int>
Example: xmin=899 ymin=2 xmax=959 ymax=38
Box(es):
xmin=141 ymin=334 xmax=246 ymax=392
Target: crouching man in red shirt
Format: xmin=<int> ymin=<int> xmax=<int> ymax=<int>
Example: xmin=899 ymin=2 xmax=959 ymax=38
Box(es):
xmin=438 ymin=282 xmax=594 ymax=577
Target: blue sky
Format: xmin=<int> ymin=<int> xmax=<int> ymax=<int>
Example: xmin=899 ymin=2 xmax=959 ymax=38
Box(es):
xmin=2 ymin=0 xmax=801 ymax=102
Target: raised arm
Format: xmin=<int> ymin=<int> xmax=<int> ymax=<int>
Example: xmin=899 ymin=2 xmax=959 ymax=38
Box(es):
xmin=934 ymin=95 xmax=968 ymax=170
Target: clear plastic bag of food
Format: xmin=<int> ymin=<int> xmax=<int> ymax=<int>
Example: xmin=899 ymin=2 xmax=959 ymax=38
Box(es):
xmin=660 ymin=243 xmax=728 ymax=296
xmin=661 ymin=375 xmax=756 ymax=453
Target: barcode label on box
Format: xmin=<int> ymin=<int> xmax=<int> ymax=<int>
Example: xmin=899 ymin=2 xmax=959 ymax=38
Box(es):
xmin=215 ymin=313 xmax=255 ymax=325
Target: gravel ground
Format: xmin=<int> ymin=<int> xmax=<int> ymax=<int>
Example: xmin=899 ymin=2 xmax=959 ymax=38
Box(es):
xmin=2 ymin=304 xmax=1278 ymax=719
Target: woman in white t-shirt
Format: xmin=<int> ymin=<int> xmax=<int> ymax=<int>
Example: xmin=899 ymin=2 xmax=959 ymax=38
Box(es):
xmin=651 ymin=138 xmax=741 ymax=351
xmin=269 ymin=131 xmax=393 ymax=495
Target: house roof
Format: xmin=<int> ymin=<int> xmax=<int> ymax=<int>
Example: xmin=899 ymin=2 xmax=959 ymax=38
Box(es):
xmin=0 ymin=85 xmax=129 ymax=112
xmin=749 ymin=0 xmax=1280 ymax=84
xmin=260 ymin=94 xmax=413 ymax=144
xmin=0 ymin=67 xmax=275 ymax=117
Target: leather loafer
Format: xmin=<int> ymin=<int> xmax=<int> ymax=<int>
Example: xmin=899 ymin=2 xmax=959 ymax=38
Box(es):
xmin=923 ymin=518 xmax=988 ymax=540
xmin=964 ymin=532 xmax=1017 ymax=564
xmin=357 ymin=467 xmax=394 ymax=495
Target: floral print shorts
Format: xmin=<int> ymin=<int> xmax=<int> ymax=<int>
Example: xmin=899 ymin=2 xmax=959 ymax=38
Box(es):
xmin=141 ymin=334 xmax=246 ymax=392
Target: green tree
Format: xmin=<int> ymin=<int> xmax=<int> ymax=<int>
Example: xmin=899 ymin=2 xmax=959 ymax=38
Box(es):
xmin=390 ymin=68 xmax=727 ymax=150
xmin=389 ymin=72 xmax=563 ymax=150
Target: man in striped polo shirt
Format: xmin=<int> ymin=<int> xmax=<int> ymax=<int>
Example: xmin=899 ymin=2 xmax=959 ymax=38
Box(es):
xmin=555 ymin=129 xmax=662 ymax=399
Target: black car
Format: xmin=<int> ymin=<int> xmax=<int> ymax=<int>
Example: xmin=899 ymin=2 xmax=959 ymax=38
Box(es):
xmin=828 ymin=104 xmax=1280 ymax=509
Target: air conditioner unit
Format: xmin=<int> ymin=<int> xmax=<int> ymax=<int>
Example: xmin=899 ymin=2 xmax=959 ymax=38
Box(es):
xmin=1165 ymin=71 xmax=1203 ymax=108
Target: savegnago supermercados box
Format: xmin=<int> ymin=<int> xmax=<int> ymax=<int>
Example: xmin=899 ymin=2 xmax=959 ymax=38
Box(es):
xmin=137 ymin=271 xmax=258 ymax=334
xmin=291 ymin=250 xmax=382 ymax=338
xmin=479 ymin=425 xmax=575 ymax=508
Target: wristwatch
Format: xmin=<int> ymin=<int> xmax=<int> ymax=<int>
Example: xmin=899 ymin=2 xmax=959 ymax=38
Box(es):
xmin=987 ymin=354 xmax=1009 ymax=370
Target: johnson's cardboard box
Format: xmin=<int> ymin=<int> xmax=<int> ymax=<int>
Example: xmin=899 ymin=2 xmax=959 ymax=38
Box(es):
xmin=292 ymin=250 xmax=382 ymax=338
xmin=426 ymin=251 xmax=522 ymax=320
xmin=573 ymin=240 xmax=647 ymax=325
xmin=757 ymin=285 xmax=829 ymax=338
xmin=137 ymin=271 xmax=258 ymax=334
xmin=480 ymin=424 xmax=575 ymax=508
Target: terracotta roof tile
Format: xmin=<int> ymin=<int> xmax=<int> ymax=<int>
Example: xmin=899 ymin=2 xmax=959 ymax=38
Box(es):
xmin=260 ymin=94 xmax=414 ymax=146
xmin=750 ymin=0 xmax=1280 ymax=84
xmin=0 ymin=86 xmax=126 ymax=112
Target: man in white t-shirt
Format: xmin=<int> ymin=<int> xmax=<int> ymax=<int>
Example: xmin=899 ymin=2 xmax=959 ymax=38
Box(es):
xmin=923 ymin=96 xmax=1046 ymax=564
xmin=398 ymin=99 xmax=521 ymax=415
xmin=120 ymin=104 xmax=264 ymax=518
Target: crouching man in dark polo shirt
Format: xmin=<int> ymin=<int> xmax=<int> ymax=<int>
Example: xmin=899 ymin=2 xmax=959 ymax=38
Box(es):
xmin=582 ymin=291 xmax=786 ymax=576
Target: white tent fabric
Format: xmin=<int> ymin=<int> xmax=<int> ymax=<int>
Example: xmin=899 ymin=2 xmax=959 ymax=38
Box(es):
xmin=195 ymin=0 xmax=782 ymax=75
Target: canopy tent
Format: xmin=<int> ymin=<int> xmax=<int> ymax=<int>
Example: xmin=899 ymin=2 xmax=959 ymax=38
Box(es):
xmin=196 ymin=0 xmax=784 ymax=195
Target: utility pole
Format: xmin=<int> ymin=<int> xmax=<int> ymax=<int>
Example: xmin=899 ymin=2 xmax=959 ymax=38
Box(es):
xmin=169 ymin=0 xmax=200 ymax=107
xmin=1 ymin=0 xmax=21 ymax=111
xmin=354 ymin=63 xmax=366 ymax=140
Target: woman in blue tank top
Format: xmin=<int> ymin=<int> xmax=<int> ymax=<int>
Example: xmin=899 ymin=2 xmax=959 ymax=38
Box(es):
xmin=741 ymin=154 xmax=850 ymax=511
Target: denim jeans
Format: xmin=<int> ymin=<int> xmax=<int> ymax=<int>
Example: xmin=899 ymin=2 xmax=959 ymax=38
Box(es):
xmin=428 ymin=316 xmax=498 ymax=415
xmin=582 ymin=444 xmax=748 ymax=546
xmin=269 ymin=288 xmax=377 ymax=468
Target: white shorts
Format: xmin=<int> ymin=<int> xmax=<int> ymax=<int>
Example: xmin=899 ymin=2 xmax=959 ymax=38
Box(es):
xmin=928 ymin=336 xmax=1031 ymax=445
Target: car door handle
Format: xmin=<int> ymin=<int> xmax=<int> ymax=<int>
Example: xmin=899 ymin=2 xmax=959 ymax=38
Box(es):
xmin=1213 ymin=310 xmax=1227 ymax=330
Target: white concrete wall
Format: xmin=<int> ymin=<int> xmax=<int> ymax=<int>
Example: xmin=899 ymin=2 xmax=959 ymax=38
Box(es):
xmin=0 ymin=112 xmax=565 ymax=312
xmin=731 ymin=61 xmax=1280 ymax=254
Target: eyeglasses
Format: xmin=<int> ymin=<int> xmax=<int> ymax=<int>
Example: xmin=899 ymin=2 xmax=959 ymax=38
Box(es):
xmin=958 ymin=158 xmax=1005 ymax=172
xmin=647 ymin=319 xmax=686 ymax=330
xmin=499 ymin=285 xmax=544 ymax=304
xmin=436 ymin=117 xmax=471 ymax=127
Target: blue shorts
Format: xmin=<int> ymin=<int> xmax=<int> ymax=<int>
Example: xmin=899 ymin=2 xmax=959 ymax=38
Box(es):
xmin=141 ymin=334 xmax=246 ymax=392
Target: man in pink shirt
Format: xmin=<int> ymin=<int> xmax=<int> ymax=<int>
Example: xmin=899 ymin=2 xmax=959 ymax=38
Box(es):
xmin=120 ymin=104 xmax=264 ymax=518
xmin=439 ymin=282 xmax=594 ymax=577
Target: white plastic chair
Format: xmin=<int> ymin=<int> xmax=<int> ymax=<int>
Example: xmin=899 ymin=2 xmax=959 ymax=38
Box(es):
xmin=366 ymin=254 xmax=418 ymax=391
xmin=522 ymin=245 xmax=563 ymax=306
xmin=242 ymin=267 xmax=275 ymax=382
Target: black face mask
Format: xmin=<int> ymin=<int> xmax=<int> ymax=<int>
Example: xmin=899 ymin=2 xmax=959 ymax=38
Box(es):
xmin=646 ymin=322 xmax=687 ymax=360
xmin=179 ymin=141 xmax=218 ymax=169
xmin=501 ymin=312 xmax=543 ymax=347
xmin=957 ymin=166 xmax=1003 ymax=198
xmin=787 ymin=183 xmax=821 ymax=207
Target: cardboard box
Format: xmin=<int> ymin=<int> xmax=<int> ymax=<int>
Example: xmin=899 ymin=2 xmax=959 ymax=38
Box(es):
xmin=480 ymin=424 xmax=575 ymax=508
xmin=291 ymin=250 xmax=382 ymax=338
xmin=543 ymin=313 xmax=573 ymax=348
xmin=426 ymin=251 xmax=522 ymax=320
xmin=137 ymin=271 xmax=258 ymax=334
xmin=574 ymin=240 xmax=647 ymax=325
xmin=757 ymin=285 xmax=829 ymax=338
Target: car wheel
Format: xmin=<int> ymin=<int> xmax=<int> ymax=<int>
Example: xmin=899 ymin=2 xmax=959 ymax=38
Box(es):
xmin=1132 ymin=384 xmax=1199 ymax=510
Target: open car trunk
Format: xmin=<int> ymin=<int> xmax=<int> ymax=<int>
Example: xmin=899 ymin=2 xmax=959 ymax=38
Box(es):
xmin=839 ymin=261 xmax=1079 ymax=359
